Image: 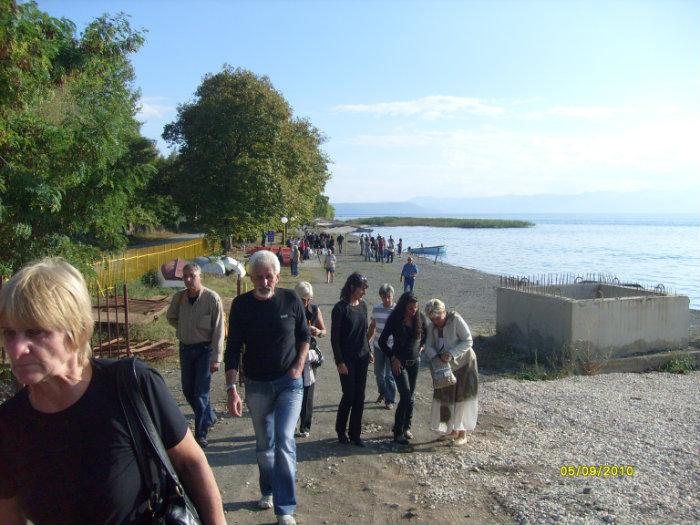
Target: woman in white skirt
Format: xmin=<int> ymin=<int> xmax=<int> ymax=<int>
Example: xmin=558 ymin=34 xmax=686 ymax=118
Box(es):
xmin=424 ymin=299 xmax=478 ymax=446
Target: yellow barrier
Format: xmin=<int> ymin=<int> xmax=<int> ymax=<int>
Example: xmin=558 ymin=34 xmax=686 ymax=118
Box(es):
xmin=91 ymin=237 xmax=217 ymax=291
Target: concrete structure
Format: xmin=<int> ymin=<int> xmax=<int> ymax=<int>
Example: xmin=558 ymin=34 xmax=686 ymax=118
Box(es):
xmin=497 ymin=283 xmax=690 ymax=359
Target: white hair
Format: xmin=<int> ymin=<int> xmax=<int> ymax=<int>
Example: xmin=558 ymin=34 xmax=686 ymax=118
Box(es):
xmin=294 ymin=281 xmax=313 ymax=300
xmin=424 ymin=298 xmax=446 ymax=319
xmin=249 ymin=249 xmax=281 ymax=274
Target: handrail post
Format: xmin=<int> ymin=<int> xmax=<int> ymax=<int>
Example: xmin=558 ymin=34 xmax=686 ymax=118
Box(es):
xmin=123 ymin=283 xmax=131 ymax=357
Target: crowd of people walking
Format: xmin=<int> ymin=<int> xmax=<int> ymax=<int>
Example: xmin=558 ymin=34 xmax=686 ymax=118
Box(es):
xmin=0 ymin=232 xmax=479 ymax=525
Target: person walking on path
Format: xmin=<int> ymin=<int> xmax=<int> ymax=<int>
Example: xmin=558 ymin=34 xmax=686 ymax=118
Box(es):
xmin=367 ymin=283 xmax=397 ymax=410
xmin=0 ymin=258 xmax=226 ymax=525
xmin=376 ymin=236 xmax=385 ymax=263
xmin=225 ymin=250 xmax=310 ymax=525
xmin=166 ymin=262 xmax=224 ymax=448
xmin=294 ymin=281 xmax=327 ymax=438
xmin=424 ymin=298 xmax=478 ymax=446
xmin=400 ymin=256 xmax=419 ymax=293
xmin=290 ymin=244 xmax=300 ymax=277
xmin=379 ymin=292 xmax=427 ymax=445
xmin=397 ymin=238 xmax=403 ymax=258
xmin=331 ymin=273 xmax=373 ymax=447
xmin=324 ymin=247 xmax=337 ymax=284
xmin=386 ymin=236 xmax=395 ymax=263
xmin=336 ymin=234 xmax=344 ymax=254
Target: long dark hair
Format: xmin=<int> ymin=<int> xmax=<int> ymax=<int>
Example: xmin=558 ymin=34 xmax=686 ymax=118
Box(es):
xmin=340 ymin=272 xmax=367 ymax=301
xmin=386 ymin=291 xmax=423 ymax=339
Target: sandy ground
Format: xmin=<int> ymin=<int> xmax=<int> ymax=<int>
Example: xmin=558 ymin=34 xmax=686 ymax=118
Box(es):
xmin=157 ymin=242 xmax=698 ymax=524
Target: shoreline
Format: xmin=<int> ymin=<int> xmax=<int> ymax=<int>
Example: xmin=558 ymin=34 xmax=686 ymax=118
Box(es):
xmin=339 ymin=235 xmax=700 ymax=338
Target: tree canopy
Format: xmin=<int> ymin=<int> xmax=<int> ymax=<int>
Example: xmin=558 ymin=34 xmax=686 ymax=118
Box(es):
xmin=163 ymin=66 xmax=331 ymax=241
xmin=0 ymin=1 xmax=158 ymax=275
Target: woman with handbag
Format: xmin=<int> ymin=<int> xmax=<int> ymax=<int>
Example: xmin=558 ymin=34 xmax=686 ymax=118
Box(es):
xmin=294 ymin=281 xmax=326 ymax=438
xmin=378 ymin=292 xmax=426 ymax=445
xmin=0 ymin=258 xmax=226 ymax=525
xmin=424 ymin=298 xmax=478 ymax=446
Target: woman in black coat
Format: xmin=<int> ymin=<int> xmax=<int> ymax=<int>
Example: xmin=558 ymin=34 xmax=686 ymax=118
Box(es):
xmin=378 ymin=291 xmax=426 ymax=444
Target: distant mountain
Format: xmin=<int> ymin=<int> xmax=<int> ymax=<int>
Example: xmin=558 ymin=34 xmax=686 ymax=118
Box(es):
xmin=409 ymin=190 xmax=700 ymax=214
xmin=333 ymin=190 xmax=700 ymax=217
xmin=333 ymin=201 xmax=434 ymax=218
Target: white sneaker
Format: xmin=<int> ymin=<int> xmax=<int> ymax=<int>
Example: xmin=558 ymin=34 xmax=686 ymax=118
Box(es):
xmin=277 ymin=515 xmax=296 ymax=525
xmin=258 ymin=495 xmax=273 ymax=509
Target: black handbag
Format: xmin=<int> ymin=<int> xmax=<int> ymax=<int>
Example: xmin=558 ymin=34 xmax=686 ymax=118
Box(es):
xmin=117 ymin=357 xmax=202 ymax=525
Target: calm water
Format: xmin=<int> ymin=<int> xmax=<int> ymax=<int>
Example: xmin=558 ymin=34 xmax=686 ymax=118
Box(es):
xmin=344 ymin=214 xmax=700 ymax=309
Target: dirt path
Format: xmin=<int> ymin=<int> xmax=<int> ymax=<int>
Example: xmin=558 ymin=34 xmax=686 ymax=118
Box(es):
xmin=160 ymin=244 xmax=512 ymax=524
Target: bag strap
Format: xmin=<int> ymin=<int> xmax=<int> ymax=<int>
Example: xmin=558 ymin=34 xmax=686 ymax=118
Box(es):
xmin=117 ymin=358 xmax=185 ymax=490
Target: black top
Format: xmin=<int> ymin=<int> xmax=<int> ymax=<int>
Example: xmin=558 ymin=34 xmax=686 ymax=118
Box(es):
xmin=305 ymin=303 xmax=319 ymax=349
xmin=331 ymin=299 xmax=370 ymax=364
xmin=379 ymin=312 xmax=427 ymax=362
xmin=0 ymin=359 xmax=188 ymax=525
xmin=225 ymin=288 xmax=310 ymax=381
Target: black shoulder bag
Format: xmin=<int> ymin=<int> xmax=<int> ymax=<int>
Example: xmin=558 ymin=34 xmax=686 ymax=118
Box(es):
xmin=117 ymin=357 xmax=202 ymax=525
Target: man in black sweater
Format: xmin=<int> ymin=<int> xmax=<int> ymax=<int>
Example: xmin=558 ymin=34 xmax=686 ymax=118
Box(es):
xmin=225 ymin=250 xmax=309 ymax=525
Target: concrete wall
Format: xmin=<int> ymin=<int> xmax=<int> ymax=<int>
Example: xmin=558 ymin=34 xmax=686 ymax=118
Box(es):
xmin=496 ymin=288 xmax=572 ymax=346
xmin=497 ymin=286 xmax=690 ymax=358
xmin=570 ymin=295 xmax=690 ymax=356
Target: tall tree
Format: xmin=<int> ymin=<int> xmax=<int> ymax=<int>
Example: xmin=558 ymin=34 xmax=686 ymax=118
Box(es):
xmin=0 ymin=2 xmax=156 ymax=275
xmin=163 ymin=66 xmax=331 ymax=241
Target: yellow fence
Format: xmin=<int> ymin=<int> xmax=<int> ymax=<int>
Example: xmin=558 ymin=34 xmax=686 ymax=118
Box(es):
xmin=91 ymin=237 xmax=217 ymax=291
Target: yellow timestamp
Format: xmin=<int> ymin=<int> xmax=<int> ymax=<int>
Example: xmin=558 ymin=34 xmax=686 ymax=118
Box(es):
xmin=560 ymin=465 xmax=635 ymax=477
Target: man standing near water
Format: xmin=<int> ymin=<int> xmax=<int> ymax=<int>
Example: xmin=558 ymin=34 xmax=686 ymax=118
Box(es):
xmin=225 ymin=250 xmax=310 ymax=525
xmin=166 ymin=263 xmax=225 ymax=449
xmin=400 ymin=256 xmax=419 ymax=292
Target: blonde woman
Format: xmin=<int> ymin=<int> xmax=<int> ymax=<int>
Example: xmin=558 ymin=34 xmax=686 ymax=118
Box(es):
xmin=293 ymin=281 xmax=326 ymax=437
xmin=424 ymin=298 xmax=478 ymax=446
xmin=0 ymin=258 xmax=225 ymax=525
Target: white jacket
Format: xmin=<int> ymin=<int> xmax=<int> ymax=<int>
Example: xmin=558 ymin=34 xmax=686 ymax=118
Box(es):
xmin=425 ymin=312 xmax=475 ymax=371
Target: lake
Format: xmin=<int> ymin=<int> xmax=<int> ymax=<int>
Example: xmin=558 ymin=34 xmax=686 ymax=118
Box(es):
xmin=339 ymin=213 xmax=700 ymax=309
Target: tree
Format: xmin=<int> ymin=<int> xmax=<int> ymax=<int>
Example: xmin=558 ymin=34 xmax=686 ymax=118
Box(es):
xmin=163 ymin=66 xmax=331 ymax=241
xmin=314 ymin=194 xmax=335 ymax=220
xmin=0 ymin=2 xmax=157 ymax=275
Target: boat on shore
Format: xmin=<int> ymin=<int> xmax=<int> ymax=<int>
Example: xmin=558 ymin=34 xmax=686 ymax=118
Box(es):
xmin=408 ymin=245 xmax=446 ymax=256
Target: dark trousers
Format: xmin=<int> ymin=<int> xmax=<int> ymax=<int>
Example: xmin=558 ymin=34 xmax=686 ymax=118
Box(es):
xmin=335 ymin=357 xmax=369 ymax=440
xmin=299 ymin=383 xmax=315 ymax=433
xmin=179 ymin=343 xmax=216 ymax=439
xmin=393 ymin=361 xmax=419 ymax=436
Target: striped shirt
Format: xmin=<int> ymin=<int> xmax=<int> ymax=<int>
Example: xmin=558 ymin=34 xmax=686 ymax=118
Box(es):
xmin=372 ymin=303 xmax=395 ymax=350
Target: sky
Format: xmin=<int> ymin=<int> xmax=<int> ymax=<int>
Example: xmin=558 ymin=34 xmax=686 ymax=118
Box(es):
xmin=39 ymin=0 xmax=700 ymax=204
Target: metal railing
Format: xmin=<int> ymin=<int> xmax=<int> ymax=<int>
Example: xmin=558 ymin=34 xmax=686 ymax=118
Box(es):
xmin=90 ymin=237 xmax=216 ymax=291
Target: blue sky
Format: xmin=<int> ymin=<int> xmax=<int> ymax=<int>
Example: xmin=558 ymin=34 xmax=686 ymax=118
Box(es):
xmin=39 ymin=0 xmax=700 ymax=203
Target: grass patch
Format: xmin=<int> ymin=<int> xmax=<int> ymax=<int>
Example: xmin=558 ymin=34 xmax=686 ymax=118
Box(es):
xmin=660 ymin=353 xmax=696 ymax=374
xmin=347 ymin=216 xmax=533 ymax=228
xmin=128 ymin=316 xmax=177 ymax=344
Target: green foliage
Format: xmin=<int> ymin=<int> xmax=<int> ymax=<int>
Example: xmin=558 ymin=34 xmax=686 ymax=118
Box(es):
xmin=660 ymin=354 xmax=695 ymax=374
xmin=140 ymin=268 xmax=160 ymax=287
xmin=0 ymin=2 xmax=157 ymax=273
xmin=314 ymin=194 xmax=335 ymax=219
xmin=347 ymin=217 xmax=534 ymax=228
xmin=163 ymin=66 xmax=331 ymax=241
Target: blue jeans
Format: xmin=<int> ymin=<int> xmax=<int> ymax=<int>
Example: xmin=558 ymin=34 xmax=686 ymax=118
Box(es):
xmin=403 ymin=277 xmax=415 ymax=293
xmin=290 ymin=260 xmax=299 ymax=276
xmin=179 ymin=343 xmax=216 ymax=439
xmin=373 ymin=347 xmax=396 ymax=403
xmin=245 ymin=374 xmax=304 ymax=516
xmin=393 ymin=361 xmax=419 ymax=436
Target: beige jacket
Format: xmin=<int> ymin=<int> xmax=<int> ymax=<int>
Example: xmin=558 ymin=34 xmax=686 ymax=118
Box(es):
xmin=424 ymin=312 xmax=475 ymax=370
xmin=166 ymin=286 xmax=225 ymax=363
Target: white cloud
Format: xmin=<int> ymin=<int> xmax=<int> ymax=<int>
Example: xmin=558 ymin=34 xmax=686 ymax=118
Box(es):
xmin=333 ymin=95 xmax=505 ymax=119
xmin=547 ymin=105 xmax=631 ymax=119
xmin=332 ymin=112 xmax=700 ymax=198
xmin=137 ymin=97 xmax=175 ymax=120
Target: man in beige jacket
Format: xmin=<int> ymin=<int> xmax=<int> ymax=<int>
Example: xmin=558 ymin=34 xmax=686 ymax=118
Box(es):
xmin=167 ymin=262 xmax=225 ymax=448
